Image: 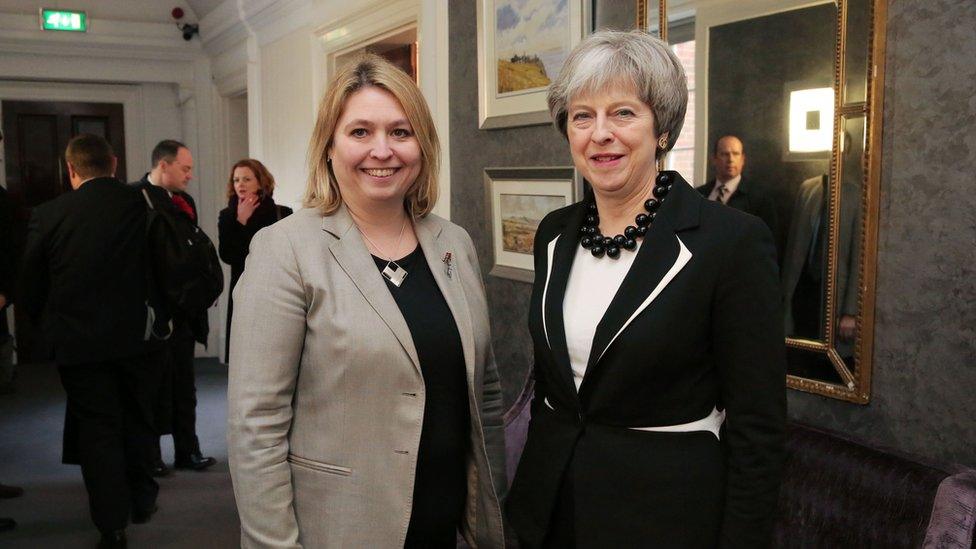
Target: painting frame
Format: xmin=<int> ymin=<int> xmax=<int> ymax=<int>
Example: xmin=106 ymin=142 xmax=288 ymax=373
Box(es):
xmin=476 ymin=0 xmax=590 ymax=129
xmin=485 ymin=167 xmax=583 ymax=282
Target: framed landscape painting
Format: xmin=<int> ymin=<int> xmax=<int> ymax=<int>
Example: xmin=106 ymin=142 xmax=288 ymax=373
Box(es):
xmin=476 ymin=0 xmax=589 ymax=129
xmin=484 ymin=167 xmax=582 ymax=282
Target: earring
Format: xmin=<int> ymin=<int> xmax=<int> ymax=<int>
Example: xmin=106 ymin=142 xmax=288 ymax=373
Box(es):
xmin=327 ymin=157 xmax=332 ymax=163
xmin=658 ymin=135 xmax=668 ymax=149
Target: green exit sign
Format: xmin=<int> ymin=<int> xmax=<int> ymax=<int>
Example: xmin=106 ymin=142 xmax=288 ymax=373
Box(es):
xmin=40 ymin=9 xmax=87 ymax=32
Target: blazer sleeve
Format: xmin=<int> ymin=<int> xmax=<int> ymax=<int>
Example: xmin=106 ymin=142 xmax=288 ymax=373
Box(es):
xmin=218 ymin=208 xmax=252 ymax=268
xmin=712 ymin=216 xmax=787 ymax=548
xmin=227 ymin=225 xmax=307 ymax=549
xmin=462 ymin=231 xmax=507 ymax=503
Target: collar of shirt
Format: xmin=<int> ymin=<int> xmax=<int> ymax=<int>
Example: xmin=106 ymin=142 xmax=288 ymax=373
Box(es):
xmin=710 ymin=174 xmax=742 ymax=203
xmin=147 ymin=173 xmax=173 ymax=197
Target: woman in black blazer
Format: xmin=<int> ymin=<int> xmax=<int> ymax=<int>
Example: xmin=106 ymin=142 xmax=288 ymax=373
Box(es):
xmin=506 ymin=30 xmax=787 ymax=548
xmin=217 ymin=159 xmax=292 ymax=360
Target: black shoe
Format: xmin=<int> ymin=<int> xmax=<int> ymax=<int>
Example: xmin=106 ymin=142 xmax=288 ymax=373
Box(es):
xmin=98 ymin=529 xmax=127 ymax=548
xmin=0 ymin=484 xmax=23 ymax=499
xmin=174 ymin=452 xmax=217 ymax=471
xmin=131 ymin=504 xmax=157 ymax=525
xmin=0 ymin=517 xmax=15 ymax=532
xmin=150 ymin=459 xmax=171 ymax=478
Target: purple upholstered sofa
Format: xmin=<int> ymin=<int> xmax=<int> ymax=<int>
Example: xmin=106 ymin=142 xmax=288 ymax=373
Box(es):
xmin=501 ymin=380 xmax=976 ymax=548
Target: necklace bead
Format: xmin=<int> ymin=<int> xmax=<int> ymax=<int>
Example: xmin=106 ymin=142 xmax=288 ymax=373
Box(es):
xmin=580 ymin=171 xmax=673 ymax=259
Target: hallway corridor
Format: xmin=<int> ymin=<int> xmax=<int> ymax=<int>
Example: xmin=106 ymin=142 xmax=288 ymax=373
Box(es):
xmin=0 ymin=359 xmax=240 ymax=547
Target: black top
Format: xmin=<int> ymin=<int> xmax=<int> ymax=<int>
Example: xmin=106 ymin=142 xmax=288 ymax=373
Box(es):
xmin=218 ymin=196 xmax=293 ymax=291
xmin=218 ymin=197 xmax=293 ymax=359
xmin=372 ymin=245 xmax=470 ymax=548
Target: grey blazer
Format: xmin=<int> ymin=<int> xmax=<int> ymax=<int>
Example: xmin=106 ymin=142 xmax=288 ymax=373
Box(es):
xmin=227 ymin=205 xmax=506 ymax=548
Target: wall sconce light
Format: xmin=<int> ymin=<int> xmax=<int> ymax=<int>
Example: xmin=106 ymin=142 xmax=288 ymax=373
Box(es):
xmin=788 ymin=87 xmax=834 ymax=153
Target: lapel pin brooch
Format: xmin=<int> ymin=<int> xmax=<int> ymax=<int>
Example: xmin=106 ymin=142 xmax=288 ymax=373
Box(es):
xmin=442 ymin=252 xmax=453 ymax=278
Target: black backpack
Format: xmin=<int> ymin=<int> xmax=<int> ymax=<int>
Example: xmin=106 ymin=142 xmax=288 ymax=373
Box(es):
xmin=141 ymin=188 xmax=224 ymax=316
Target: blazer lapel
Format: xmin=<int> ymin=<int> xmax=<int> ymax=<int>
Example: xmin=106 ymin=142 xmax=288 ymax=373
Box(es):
xmin=580 ymin=175 xmax=700 ymax=394
xmin=415 ymin=218 xmax=476 ymax=386
xmin=323 ymin=206 xmax=421 ymax=375
xmin=542 ymin=203 xmax=587 ymax=399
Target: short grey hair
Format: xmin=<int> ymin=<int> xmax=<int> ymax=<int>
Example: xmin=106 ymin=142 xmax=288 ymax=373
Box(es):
xmin=547 ymin=30 xmax=688 ymax=158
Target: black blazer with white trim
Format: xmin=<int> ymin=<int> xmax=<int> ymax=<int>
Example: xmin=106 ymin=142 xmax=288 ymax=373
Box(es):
xmin=507 ymin=172 xmax=787 ymax=548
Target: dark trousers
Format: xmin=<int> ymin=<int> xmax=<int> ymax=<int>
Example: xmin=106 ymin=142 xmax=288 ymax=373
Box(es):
xmin=58 ymin=356 xmax=160 ymax=533
xmin=166 ymin=323 xmax=200 ymax=458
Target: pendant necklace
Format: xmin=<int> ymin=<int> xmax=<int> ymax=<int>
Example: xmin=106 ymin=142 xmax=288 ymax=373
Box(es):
xmin=360 ymin=217 xmax=409 ymax=287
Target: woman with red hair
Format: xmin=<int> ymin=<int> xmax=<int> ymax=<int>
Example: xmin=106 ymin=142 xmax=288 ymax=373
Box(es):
xmin=217 ymin=159 xmax=292 ymax=360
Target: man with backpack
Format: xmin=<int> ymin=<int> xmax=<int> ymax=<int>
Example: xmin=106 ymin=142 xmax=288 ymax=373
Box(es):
xmin=21 ymin=134 xmax=164 ymax=546
xmin=133 ymin=140 xmax=221 ymax=475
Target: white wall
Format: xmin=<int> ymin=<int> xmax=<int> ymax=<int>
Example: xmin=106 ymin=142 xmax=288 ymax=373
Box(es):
xmin=203 ymin=0 xmax=453 ymax=219
xmin=258 ymin=26 xmax=316 ymax=210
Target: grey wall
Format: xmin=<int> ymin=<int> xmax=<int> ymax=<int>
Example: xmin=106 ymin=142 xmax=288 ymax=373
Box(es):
xmin=449 ymin=0 xmax=573 ymax=410
xmin=449 ymin=0 xmax=976 ymax=466
xmin=787 ymin=0 xmax=976 ymax=467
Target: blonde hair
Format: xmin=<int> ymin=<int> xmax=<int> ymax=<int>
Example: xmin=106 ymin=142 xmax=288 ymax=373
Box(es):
xmin=304 ymin=53 xmax=440 ymax=217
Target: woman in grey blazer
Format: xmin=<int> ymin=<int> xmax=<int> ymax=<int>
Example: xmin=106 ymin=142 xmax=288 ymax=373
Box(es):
xmin=227 ymin=54 xmax=506 ymax=548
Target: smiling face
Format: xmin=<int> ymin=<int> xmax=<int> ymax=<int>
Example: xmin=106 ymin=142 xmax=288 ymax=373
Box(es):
xmin=328 ymin=86 xmax=422 ymax=213
xmin=567 ymin=85 xmax=659 ymax=200
xmin=232 ymin=166 xmax=261 ymax=199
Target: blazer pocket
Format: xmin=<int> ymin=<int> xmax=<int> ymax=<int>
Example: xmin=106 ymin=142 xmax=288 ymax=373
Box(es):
xmin=287 ymin=453 xmax=353 ymax=476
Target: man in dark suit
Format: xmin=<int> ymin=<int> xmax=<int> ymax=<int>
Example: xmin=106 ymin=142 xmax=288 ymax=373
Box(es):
xmin=131 ymin=140 xmax=216 ymax=474
xmin=19 ymin=134 xmax=162 ymax=547
xmin=697 ymin=135 xmax=780 ymax=246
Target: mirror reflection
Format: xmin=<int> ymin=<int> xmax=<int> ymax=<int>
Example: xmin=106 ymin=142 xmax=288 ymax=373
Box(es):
xmin=695 ymin=2 xmax=841 ymax=381
xmin=844 ymin=0 xmax=871 ymax=104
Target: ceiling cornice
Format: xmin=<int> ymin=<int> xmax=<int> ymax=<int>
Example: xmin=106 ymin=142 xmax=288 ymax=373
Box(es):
xmin=0 ymin=11 xmax=203 ymax=62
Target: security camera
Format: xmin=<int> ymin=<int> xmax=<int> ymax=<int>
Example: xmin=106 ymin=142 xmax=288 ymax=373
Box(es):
xmin=171 ymin=7 xmax=198 ymax=41
xmin=180 ymin=23 xmax=199 ymax=41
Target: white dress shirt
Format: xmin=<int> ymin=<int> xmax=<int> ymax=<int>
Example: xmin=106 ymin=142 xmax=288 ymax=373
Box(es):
xmin=709 ymin=175 xmax=742 ymax=204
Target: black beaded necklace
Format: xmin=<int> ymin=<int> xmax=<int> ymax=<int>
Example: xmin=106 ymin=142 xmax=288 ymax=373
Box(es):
xmin=579 ymin=171 xmax=673 ymax=259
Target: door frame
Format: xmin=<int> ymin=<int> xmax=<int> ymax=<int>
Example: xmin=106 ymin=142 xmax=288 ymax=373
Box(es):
xmin=0 ymin=81 xmax=145 ymax=183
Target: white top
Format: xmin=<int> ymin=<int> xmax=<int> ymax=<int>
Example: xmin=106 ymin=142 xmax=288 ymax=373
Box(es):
xmin=709 ymin=174 xmax=742 ymax=204
xmin=560 ymin=237 xmax=725 ymax=439
xmin=563 ymin=241 xmax=642 ymax=390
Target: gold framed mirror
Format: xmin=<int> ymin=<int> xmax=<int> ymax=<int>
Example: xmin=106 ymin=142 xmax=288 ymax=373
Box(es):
xmin=632 ymin=0 xmax=887 ymax=403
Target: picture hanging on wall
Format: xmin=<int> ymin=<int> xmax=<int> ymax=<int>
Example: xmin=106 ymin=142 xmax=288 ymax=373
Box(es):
xmin=484 ymin=167 xmax=582 ymax=282
xmin=476 ymin=0 xmax=589 ymax=129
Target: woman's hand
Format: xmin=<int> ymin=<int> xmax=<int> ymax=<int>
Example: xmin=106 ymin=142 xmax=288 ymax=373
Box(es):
xmin=237 ymin=194 xmax=260 ymax=225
